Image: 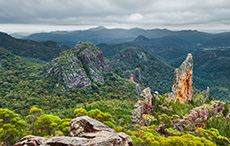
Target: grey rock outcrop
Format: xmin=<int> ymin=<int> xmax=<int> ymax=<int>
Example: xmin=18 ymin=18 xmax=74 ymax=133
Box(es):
xmin=173 ymin=101 xmax=224 ymax=132
xmin=154 ymin=91 xmax=160 ymax=100
xmin=131 ymin=87 xmax=153 ymax=128
xmin=14 ymin=116 xmax=133 ymax=146
xmin=170 ymin=53 xmax=193 ymax=103
xmin=226 ymin=113 xmax=230 ymax=124
xmin=125 ymin=68 xmax=143 ymax=84
xmin=135 ymin=84 xmax=142 ymax=95
xmin=205 ymin=87 xmax=210 ymax=102
xmin=45 ymin=42 xmax=105 ymax=90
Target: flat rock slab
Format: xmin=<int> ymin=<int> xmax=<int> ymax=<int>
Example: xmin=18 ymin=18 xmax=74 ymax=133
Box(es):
xmin=14 ymin=116 xmax=133 ymax=146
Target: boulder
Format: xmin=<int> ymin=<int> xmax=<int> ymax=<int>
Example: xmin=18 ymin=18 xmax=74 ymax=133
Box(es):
xmin=170 ymin=53 xmax=193 ymax=103
xmin=14 ymin=116 xmax=133 ymax=146
xmin=173 ymin=101 xmax=224 ymax=132
xmin=131 ymin=87 xmax=153 ymax=128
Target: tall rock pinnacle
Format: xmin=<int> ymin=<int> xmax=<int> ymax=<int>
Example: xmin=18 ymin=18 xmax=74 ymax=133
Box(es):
xmin=131 ymin=87 xmax=153 ymax=128
xmin=171 ymin=53 xmax=193 ymax=103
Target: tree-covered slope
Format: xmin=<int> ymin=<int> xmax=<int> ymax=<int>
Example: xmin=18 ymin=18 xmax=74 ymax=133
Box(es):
xmin=0 ymin=45 xmax=139 ymax=117
xmin=193 ymin=50 xmax=230 ymax=101
xmin=0 ymin=32 xmax=70 ymax=62
xmin=1 ymin=41 xmax=230 ymax=146
xmin=109 ymin=47 xmax=174 ymax=93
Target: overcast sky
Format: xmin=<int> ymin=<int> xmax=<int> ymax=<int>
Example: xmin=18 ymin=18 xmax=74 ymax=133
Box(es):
xmin=1 ymin=0 xmax=230 ymax=34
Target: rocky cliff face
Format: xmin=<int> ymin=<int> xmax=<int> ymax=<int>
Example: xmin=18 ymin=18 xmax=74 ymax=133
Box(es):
xmin=44 ymin=42 xmax=105 ymax=90
xmin=170 ymin=53 xmax=193 ymax=103
xmin=173 ymin=101 xmax=224 ymax=132
xmin=14 ymin=116 xmax=133 ymax=146
xmin=131 ymin=87 xmax=153 ymax=128
xmin=125 ymin=68 xmax=143 ymax=83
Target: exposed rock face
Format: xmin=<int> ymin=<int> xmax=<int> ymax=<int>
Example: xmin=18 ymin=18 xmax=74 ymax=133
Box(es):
xmin=205 ymin=87 xmax=210 ymax=102
xmin=45 ymin=42 xmax=105 ymax=90
xmin=14 ymin=135 xmax=48 ymax=146
xmin=131 ymin=87 xmax=153 ymax=128
xmin=227 ymin=113 xmax=230 ymax=124
xmin=173 ymin=101 xmax=224 ymax=132
xmin=125 ymin=68 xmax=143 ymax=84
xmin=170 ymin=53 xmax=193 ymax=103
xmin=154 ymin=91 xmax=160 ymax=100
xmin=69 ymin=116 xmax=115 ymax=136
xmin=135 ymin=84 xmax=142 ymax=95
xmin=14 ymin=116 xmax=133 ymax=146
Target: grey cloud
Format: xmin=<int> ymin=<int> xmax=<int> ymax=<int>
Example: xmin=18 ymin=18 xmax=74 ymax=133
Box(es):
xmin=0 ymin=0 xmax=230 ymax=32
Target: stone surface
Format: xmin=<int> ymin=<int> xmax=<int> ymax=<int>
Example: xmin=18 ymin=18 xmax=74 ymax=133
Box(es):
xmin=154 ymin=91 xmax=160 ymax=100
xmin=125 ymin=68 xmax=143 ymax=84
xmin=131 ymin=87 xmax=153 ymax=128
xmin=45 ymin=42 xmax=105 ymax=90
xmin=171 ymin=53 xmax=193 ymax=103
xmin=173 ymin=101 xmax=224 ymax=132
xmin=135 ymin=84 xmax=142 ymax=95
xmin=14 ymin=135 xmax=48 ymax=146
xmin=14 ymin=116 xmax=133 ymax=146
xmin=205 ymin=87 xmax=210 ymax=102
xmin=226 ymin=113 xmax=230 ymax=124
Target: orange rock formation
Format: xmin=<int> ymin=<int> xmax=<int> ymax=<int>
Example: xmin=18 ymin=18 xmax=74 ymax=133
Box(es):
xmin=176 ymin=69 xmax=193 ymax=103
xmin=170 ymin=53 xmax=193 ymax=103
xmin=130 ymin=75 xmax=134 ymax=82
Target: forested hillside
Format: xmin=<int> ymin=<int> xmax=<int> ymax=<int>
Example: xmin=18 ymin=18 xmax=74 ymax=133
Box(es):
xmin=0 ymin=32 xmax=70 ymax=62
xmin=0 ymin=35 xmax=229 ymax=146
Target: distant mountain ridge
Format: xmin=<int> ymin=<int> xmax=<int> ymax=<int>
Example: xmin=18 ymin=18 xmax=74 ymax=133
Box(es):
xmin=24 ymin=26 xmax=230 ymax=48
xmin=23 ymin=26 xmax=197 ymax=47
xmin=0 ymin=32 xmax=70 ymax=62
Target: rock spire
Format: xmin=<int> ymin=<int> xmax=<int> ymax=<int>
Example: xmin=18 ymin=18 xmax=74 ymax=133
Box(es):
xmin=131 ymin=87 xmax=153 ymax=128
xmin=170 ymin=53 xmax=193 ymax=103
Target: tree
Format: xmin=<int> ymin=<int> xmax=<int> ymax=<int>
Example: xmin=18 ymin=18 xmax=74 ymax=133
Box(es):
xmin=74 ymin=108 xmax=87 ymax=117
xmin=58 ymin=118 xmax=71 ymax=136
xmin=26 ymin=107 xmax=42 ymax=134
xmin=142 ymin=114 xmax=157 ymax=127
xmin=0 ymin=108 xmax=26 ymax=145
xmin=34 ymin=114 xmax=61 ymax=136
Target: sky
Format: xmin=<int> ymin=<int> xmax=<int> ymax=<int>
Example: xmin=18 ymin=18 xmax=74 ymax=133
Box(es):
xmin=1 ymin=0 xmax=230 ymax=34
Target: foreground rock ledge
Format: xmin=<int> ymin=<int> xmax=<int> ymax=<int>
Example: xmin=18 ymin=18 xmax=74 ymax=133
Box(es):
xmin=14 ymin=116 xmax=133 ymax=146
